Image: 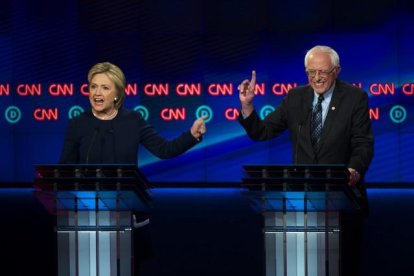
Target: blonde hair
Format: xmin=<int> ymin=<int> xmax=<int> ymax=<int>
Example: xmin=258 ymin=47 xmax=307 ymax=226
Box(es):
xmin=87 ymin=62 xmax=126 ymax=109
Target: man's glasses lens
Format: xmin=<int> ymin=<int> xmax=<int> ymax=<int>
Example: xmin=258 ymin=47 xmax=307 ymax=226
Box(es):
xmin=306 ymin=68 xmax=335 ymax=77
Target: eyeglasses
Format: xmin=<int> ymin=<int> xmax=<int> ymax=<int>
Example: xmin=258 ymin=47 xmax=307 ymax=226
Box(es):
xmin=305 ymin=67 xmax=336 ymax=78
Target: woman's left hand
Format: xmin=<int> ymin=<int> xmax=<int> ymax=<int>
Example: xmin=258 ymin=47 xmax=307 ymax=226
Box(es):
xmin=191 ymin=115 xmax=208 ymax=140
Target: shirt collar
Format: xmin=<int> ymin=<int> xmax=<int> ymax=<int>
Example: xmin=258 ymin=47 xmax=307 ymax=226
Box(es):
xmin=313 ymin=81 xmax=335 ymax=101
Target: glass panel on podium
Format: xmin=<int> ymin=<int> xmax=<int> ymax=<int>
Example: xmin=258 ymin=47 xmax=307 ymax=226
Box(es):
xmin=242 ymin=164 xmax=360 ymax=276
xmin=34 ymin=164 xmax=151 ymax=276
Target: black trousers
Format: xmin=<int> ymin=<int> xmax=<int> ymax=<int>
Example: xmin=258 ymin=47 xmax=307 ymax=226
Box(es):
xmin=133 ymin=222 xmax=153 ymax=276
xmin=338 ymin=183 xmax=370 ymax=276
xmin=340 ymin=210 xmax=365 ymax=276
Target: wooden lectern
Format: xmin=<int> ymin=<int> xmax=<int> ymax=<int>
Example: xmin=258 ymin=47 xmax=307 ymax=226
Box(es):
xmin=34 ymin=164 xmax=151 ymax=276
xmin=242 ymin=164 xmax=361 ymax=276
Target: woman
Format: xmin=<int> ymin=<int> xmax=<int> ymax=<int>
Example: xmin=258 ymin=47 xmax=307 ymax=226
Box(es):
xmin=59 ymin=62 xmax=207 ymax=275
xmin=60 ymin=62 xmax=206 ymax=164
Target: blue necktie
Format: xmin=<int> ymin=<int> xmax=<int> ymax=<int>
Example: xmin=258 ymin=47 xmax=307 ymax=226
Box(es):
xmin=311 ymin=95 xmax=324 ymax=152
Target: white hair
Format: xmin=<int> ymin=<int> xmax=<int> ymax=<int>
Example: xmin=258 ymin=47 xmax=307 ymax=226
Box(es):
xmin=304 ymin=45 xmax=340 ymax=67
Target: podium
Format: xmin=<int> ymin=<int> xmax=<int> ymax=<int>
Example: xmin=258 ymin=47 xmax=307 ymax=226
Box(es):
xmin=34 ymin=164 xmax=151 ymax=276
xmin=242 ymin=164 xmax=360 ymax=276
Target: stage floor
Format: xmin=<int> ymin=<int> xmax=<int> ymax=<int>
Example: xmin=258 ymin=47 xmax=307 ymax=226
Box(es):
xmin=1 ymin=187 xmax=413 ymax=276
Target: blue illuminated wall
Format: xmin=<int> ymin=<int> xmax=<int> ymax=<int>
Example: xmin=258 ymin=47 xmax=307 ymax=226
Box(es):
xmin=1 ymin=0 xmax=413 ymax=183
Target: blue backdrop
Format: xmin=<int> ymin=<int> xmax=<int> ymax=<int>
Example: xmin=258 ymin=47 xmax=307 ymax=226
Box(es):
xmin=1 ymin=0 xmax=413 ymax=184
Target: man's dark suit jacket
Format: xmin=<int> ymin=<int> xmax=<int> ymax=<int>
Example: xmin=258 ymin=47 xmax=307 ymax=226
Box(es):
xmin=239 ymin=79 xmax=374 ymax=177
xmin=60 ymin=108 xmax=199 ymax=164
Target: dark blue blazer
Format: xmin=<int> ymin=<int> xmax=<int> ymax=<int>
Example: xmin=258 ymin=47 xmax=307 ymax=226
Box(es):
xmin=60 ymin=108 xmax=199 ymax=164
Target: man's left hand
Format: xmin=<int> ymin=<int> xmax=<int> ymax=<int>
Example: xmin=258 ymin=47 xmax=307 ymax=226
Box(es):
xmin=348 ymin=168 xmax=361 ymax=187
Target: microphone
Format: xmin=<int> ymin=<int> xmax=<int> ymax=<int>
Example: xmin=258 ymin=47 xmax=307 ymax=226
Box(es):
xmin=108 ymin=121 xmax=117 ymax=163
xmin=294 ymin=107 xmax=312 ymax=164
xmin=105 ymin=120 xmax=117 ymax=163
xmin=85 ymin=126 xmax=100 ymax=164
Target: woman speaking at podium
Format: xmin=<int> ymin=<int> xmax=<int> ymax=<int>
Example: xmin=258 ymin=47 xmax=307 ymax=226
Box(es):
xmin=59 ymin=62 xmax=206 ymax=165
xmin=59 ymin=62 xmax=207 ymax=275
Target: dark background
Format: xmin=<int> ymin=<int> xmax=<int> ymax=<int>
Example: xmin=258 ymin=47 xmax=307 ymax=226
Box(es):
xmin=1 ymin=1 xmax=414 ymax=275
xmin=1 ymin=0 xmax=414 ymax=184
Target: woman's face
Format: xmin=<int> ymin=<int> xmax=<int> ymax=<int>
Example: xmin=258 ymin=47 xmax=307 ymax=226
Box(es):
xmin=89 ymin=73 xmax=118 ymax=114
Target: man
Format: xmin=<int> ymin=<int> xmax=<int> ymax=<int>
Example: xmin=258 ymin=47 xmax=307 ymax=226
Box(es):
xmin=238 ymin=45 xmax=373 ymax=186
xmin=238 ymin=45 xmax=374 ymax=275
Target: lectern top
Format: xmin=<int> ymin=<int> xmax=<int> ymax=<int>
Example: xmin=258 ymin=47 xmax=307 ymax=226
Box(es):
xmin=34 ymin=163 xmax=151 ymax=212
xmin=35 ymin=163 xmax=142 ymax=176
xmin=34 ymin=163 xmax=149 ymax=188
xmin=241 ymin=164 xmax=360 ymax=211
xmin=243 ymin=164 xmax=349 ymax=187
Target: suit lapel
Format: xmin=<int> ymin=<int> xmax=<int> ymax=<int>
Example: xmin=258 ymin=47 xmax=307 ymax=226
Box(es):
xmin=301 ymin=88 xmax=315 ymax=159
xmin=319 ymin=82 xmax=344 ymax=150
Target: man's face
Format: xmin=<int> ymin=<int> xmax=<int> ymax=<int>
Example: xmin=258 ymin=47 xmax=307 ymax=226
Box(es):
xmin=305 ymin=51 xmax=340 ymax=94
